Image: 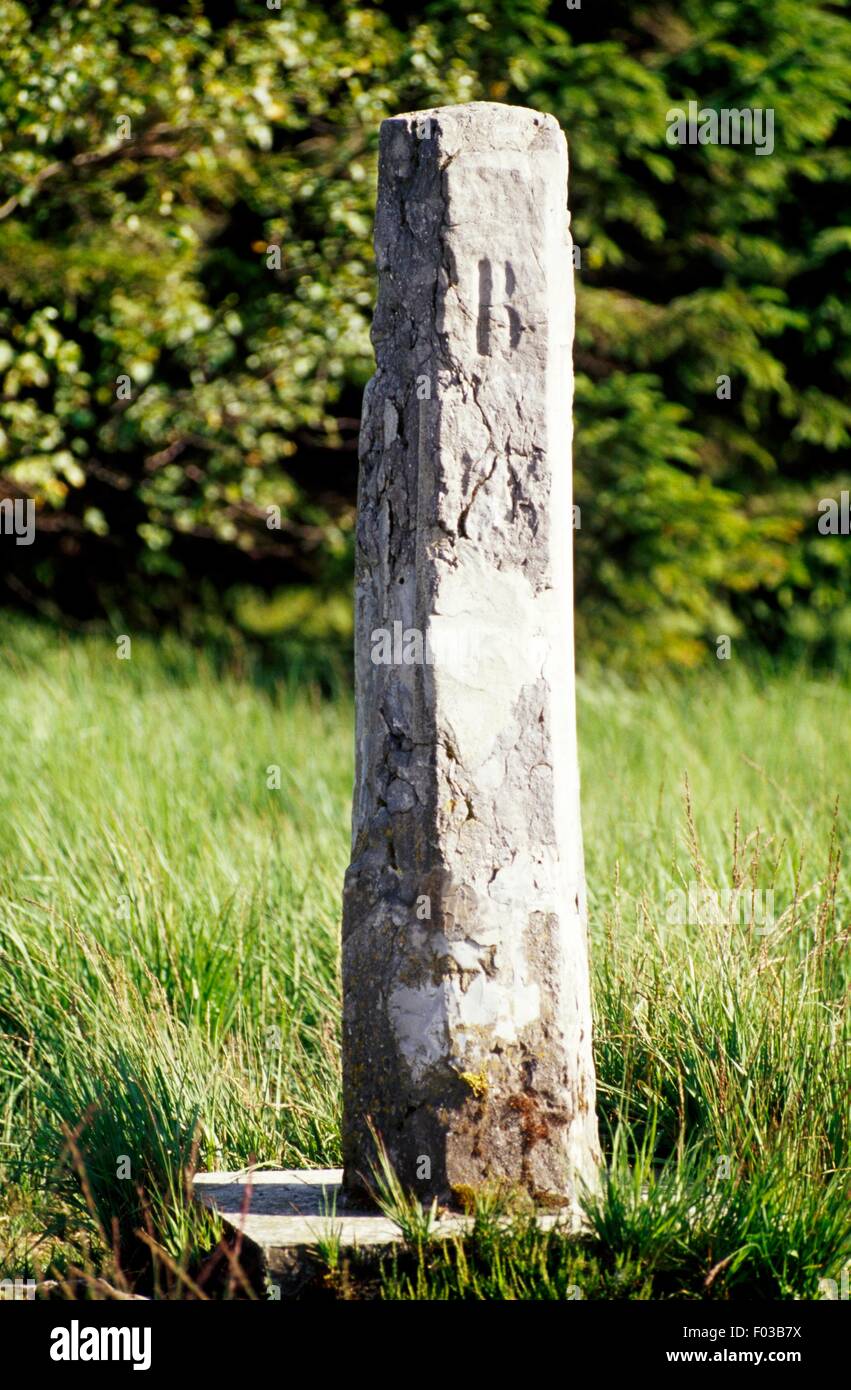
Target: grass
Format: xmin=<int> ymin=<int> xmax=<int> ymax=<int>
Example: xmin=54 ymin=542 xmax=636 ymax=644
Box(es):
xmin=0 ymin=617 xmax=847 ymax=1299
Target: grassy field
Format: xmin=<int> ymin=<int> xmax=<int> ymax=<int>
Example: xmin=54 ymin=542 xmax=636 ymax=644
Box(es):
xmin=0 ymin=619 xmax=848 ymax=1299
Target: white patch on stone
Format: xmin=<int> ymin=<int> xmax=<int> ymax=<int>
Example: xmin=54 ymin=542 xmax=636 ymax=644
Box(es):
xmin=428 ymin=545 xmax=553 ymax=771
xmin=388 ymin=980 xmax=447 ymax=1082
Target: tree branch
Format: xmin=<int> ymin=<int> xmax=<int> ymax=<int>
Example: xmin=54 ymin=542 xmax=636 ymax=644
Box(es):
xmin=0 ymin=123 xmax=201 ymax=222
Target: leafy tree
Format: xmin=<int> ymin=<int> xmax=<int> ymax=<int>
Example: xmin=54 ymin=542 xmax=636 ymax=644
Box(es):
xmin=0 ymin=0 xmax=849 ymax=667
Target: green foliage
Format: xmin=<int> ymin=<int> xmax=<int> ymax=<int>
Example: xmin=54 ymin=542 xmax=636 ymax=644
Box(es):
xmin=367 ymin=1121 xmax=441 ymax=1249
xmin=377 ymin=1146 xmax=849 ymax=1300
xmin=1 ymin=1 xmax=850 ymax=664
xmin=0 ymin=622 xmax=847 ymax=1296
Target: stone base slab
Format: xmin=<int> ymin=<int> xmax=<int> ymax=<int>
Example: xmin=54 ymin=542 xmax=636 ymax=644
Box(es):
xmin=193 ymin=1168 xmax=580 ymax=1288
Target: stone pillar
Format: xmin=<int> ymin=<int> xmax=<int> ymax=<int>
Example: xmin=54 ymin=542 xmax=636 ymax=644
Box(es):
xmin=342 ymin=102 xmax=600 ymax=1209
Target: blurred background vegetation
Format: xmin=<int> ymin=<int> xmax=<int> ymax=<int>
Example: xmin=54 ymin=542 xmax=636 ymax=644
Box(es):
xmin=1 ymin=0 xmax=850 ymax=672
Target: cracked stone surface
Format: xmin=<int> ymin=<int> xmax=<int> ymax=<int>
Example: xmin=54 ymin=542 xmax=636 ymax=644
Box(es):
xmin=342 ymin=102 xmax=600 ymax=1208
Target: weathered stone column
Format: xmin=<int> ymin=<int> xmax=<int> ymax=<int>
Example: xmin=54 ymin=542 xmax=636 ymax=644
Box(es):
xmin=342 ymin=102 xmax=600 ymax=1208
